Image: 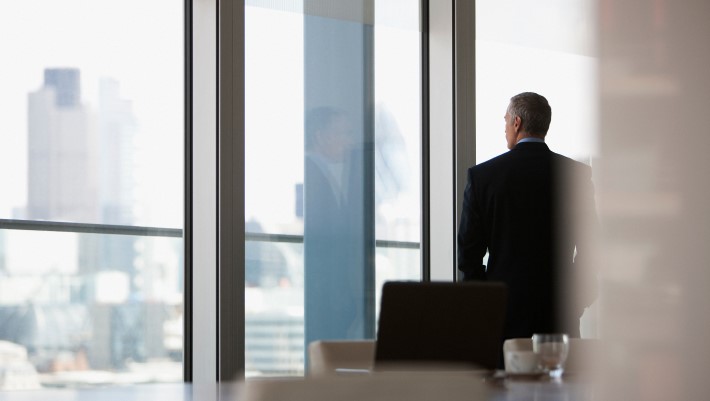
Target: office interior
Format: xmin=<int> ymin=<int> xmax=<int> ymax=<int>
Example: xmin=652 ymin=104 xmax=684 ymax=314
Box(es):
xmin=0 ymin=0 xmax=709 ymax=399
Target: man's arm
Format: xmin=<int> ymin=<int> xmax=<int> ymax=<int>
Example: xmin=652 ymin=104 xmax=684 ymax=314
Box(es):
xmin=457 ymin=168 xmax=487 ymax=281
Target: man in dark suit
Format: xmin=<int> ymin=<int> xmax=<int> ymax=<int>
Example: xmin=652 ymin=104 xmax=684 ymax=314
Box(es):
xmin=457 ymin=92 xmax=597 ymax=340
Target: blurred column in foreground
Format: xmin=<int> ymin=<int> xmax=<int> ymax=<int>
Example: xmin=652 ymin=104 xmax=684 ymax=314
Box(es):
xmin=596 ymin=0 xmax=710 ymax=399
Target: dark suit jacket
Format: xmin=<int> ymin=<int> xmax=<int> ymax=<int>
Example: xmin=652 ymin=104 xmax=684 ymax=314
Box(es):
xmin=457 ymin=142 xmax=596 ymax=340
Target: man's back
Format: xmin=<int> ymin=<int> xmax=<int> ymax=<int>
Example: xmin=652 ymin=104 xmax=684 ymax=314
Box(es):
xmin=458 ymin=141 xmax=595 ymax=339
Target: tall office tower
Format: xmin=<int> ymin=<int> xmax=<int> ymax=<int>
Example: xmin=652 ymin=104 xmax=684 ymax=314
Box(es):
xmin=27 ymin=69 xmax=138 ymax=282
xmin=27 ymin=68 xmax=99 ymax=222
xmin=26 ymin=69 xmax=149 ymax=369
xmin=98 ymin=78 xmax=136 ymax=226
xmin=44 ymin=68 xmax=81 ymax=108
xmin=96 ymin=78 xmax=137 ymax=289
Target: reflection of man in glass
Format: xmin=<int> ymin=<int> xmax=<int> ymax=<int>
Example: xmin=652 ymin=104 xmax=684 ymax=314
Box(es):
xmin=305 ymin=107 xmax=353 ymax=208
xmin=304 ymin=106 xmax=365 ymax=344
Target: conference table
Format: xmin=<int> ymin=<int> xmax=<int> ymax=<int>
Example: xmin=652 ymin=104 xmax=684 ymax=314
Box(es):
xmin=0 ymin=372 xmax=593 ymax=401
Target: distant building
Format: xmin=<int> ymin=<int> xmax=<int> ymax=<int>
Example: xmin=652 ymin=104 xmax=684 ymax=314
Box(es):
xmin=22 ymin=69 xmax=151 ymax=370
xmin=27 ymin=68 xmax=99 ymax=222
xmin=26 ymin=68 xmax=137 ymax=288
xmin=98 ymin=78 xmax=136 ymax=226
xmin=43 ymin=68 xmax=81 ymax=108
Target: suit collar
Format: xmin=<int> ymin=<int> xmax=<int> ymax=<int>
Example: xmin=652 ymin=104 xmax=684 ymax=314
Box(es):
xmin=512 ymin=141 xmax=549 ymax=151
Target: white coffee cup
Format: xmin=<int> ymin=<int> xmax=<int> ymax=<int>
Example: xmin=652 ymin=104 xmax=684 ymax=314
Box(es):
xmin=504 ymin=350 xmax=540 ymax=374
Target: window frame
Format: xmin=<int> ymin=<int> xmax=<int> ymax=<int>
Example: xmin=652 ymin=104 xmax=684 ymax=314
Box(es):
xmin=189 ymin=0 xmax=469 ymax=381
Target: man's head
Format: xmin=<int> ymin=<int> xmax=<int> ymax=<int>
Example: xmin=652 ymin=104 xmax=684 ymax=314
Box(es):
xmin=504 ymin=92 xmax=552 ymax=149
xmin=306 ymin=107 xmax=353 ymax=162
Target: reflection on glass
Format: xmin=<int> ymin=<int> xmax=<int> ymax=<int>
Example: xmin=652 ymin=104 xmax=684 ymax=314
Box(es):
xmin=304 ymin=104 xmax=372 ymax=344
xmin=245 ymin=0 xmax=420 ymax=376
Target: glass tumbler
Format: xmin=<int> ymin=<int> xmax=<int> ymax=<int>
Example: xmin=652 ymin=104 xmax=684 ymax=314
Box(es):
xmin=532 ymin=333 xmax=569 ymax=379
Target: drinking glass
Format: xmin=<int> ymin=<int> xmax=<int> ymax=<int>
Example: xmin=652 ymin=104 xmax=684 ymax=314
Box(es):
xmin=532 ymin=333 xmax=569 ymax=379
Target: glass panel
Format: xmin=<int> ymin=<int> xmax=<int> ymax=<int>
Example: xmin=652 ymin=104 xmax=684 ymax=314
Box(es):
xmin=0 ymin=230 xmax=183 ymax=388
xmin=245 ymin=238 xmax=303 ymax=375
xmin=244 ymin=3 xmax=305 ymax=378
xmin=373 ymin=1 xmax=422 ymax=245
xmin=374 ymin=245 xmax=420 ymax=317
xmin=245 ymin=0 xmax=420 ymax=376
xmin=0 ymin=0 xmax=183 ymax=388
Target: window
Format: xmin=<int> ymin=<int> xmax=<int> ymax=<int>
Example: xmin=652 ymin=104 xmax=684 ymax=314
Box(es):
xmin=475 ymin=0 xmax=598 ymax=164
xmin=244 ymin=0 xmax=421 ymax=376
xmin=0 ymin=1 xmax=184 ymax=388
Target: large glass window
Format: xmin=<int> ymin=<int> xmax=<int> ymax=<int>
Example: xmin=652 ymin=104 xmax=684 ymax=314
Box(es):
xmin=475 ymin=0 xmax=598 ymax=164
xmin=0 ymin=0 xmax=184 ymax=388
xmin=244 ymin=0 xmax=421 ymax=376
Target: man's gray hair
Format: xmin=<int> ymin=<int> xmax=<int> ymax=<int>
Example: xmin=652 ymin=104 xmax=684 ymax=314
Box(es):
xmin=507 ymin=92 xmax=552 ymax=136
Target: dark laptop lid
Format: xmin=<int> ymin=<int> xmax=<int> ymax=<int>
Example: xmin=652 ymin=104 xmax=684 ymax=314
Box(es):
xmin=374 ymin=281 xmax=507 ymax=371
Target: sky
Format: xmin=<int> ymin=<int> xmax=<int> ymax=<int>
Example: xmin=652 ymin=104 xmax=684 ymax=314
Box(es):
xmin=0 ymin=0 xmax=184 ymax=227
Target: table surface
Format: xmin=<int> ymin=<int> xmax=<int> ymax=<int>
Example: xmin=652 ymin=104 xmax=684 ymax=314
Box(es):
xmin=0 ymin=374 xmax=593 ymax=401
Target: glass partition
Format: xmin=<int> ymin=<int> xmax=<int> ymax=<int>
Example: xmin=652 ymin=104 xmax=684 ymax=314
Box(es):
xmin=244 ymin=0 xmax=421 ymax=376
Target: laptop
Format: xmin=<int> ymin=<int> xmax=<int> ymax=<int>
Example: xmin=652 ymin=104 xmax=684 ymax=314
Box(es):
xmin=374 ymin=281 xmax=507 ymax=371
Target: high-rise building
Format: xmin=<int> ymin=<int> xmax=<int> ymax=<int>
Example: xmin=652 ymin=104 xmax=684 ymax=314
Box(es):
xmin=26 ymin=68 xmax=143 ymax=369
xmin=96 ymin=78 xmax=137 ymax=292
xmin=27 ymin=68 xmax=137 ymax=283
xmin=44 ymin=68 xmax=81 ymax=108
xmin=98 ymin=78 xmax=136 ymax=226
xmin=27 ymin=68 xmax=99 ymax=222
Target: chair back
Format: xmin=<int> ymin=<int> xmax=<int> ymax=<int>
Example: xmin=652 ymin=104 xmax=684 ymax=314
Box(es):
xmin=374 ymin=281 xmax=507 ymax=370
xmin=308 ymin=340 xmax=375 ymax=376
